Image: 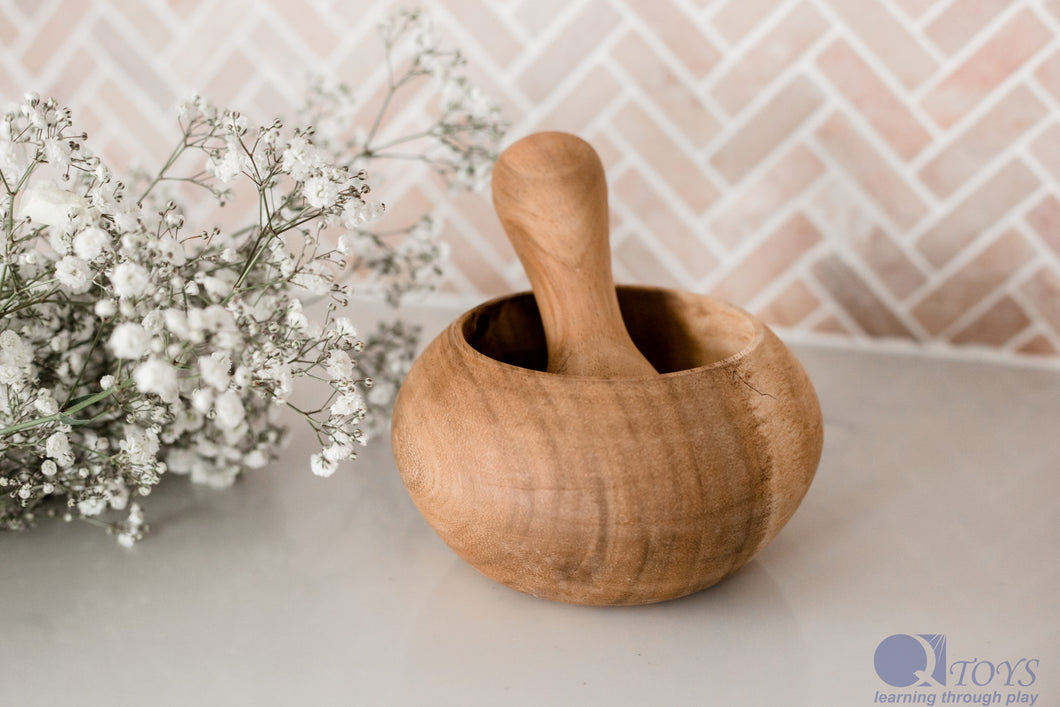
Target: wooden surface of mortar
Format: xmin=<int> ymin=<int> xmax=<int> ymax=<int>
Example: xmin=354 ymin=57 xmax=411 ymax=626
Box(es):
xmin=391 ymin=286 xmax=823 ymax=606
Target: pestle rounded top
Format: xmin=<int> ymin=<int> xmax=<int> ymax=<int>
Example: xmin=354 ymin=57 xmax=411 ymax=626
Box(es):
xmin=491 ymin=132 xmax=658 ymax=378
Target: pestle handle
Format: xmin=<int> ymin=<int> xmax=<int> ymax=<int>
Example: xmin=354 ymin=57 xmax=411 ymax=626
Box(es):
xmin=491 ymin=132 xmax=657 ymax=377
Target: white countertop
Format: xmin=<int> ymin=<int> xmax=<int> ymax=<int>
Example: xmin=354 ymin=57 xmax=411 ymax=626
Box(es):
xmin=2 ymin=305 xmax=1058 ymax=707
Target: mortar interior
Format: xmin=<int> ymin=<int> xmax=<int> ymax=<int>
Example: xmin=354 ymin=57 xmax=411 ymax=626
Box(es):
xmin=461 ymin=286 xmax=760 ymax=375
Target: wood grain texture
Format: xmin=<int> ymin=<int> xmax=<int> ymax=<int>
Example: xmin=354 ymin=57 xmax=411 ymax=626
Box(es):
xmin=491 ymin=132 xmax=657 ymax=377
xmin=392 ymin=287 xmax=823 ymax=606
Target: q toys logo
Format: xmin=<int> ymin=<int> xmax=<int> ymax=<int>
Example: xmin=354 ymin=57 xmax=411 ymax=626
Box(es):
xmin=871 ymin=634 xmax=1041 ymax=706
xmin=875 ymin=634 xmax=948 ymax=688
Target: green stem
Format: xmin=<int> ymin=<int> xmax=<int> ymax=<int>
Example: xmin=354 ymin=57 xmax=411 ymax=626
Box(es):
xmin=139 ymin=134 xmax=192 ymax=205
xmin=0 ymin=379 xmax=133 ymax=438
xmin=62 ymin=320 xmax=107 ymax=407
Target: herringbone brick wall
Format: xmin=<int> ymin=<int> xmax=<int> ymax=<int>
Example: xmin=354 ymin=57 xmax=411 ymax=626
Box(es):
xmin=3 ymin=0 xmax=1060 ymax=361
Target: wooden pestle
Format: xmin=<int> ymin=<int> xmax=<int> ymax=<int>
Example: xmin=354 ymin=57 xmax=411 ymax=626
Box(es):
xmin=491 ymin=132 xmax=658 ymax=378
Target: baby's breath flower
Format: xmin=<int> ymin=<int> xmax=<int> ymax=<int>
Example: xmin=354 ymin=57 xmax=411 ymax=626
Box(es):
xmin=133 ymin=357 xmax=178 ymax=401
xmin=72 ymin=226 xmax=110 ymax=260
xmin=1 ymin=9 xmax=504 ymax=543
xmin=198 ymin=352 xmax=231 ymax=391
xmin=331 ymin=390 xmax=366 ymax=418
xmin=94 ymin=299 xmax=117 ymax=318
xmin=325 ymin=350 xmax=353 ymax=381
xmin=310 ymin=452 xmax=337 ymax=478
xmin=213 ymin=390 xmax=245 ymax=430
xmin=45 ymin=431 xmax=71 ymax=460
xmin=54 ymin=255 xmax=93 ymax=293
xmin=302 ymin=175 xmax=340 ymax=209
xmin=108 ymin=322 xmax=150 ymax=360
xmin=109 ymin=262 xmax=150 ymax=299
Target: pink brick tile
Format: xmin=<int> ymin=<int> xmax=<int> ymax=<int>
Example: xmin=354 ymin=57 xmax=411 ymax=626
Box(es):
xmin=97 ymin=80 xmax=171 ymax=164
xmin=99 ymin=138 xmax=134 ymax=174
xmin=815 ymin=111 xmax=927 ymax=229
xmin=449 ymin=189 xmax=513 ymax=262
xmin=918 ymin=159 xmax=1039 ymax=267
xmin=1018 ymin=333 xmax=1059 ymax=355
xmin=1029 ymin=124 xmax=1060 ymax=182
xmin=816 ymin=38 xmax=932 ymax=160
xmin=165 ymin=0 xmax=201 ymax=20
xmin=204 ymin=50 xmax=257 ymax=107
xmin=439 ymin=0 xmax=523 ymax=68
xmin=811 ymin=254 xmax=915 ymax=337
xmin=45 ymin=49 xmax=98 ymax=105
xmin=333 ymin=20 xmax=386 ymax=78
xmin=1034 ymin=48 xmax=1060 ymax=104
xmin=587 ymin=129 xmax=622 ymax=172
xmin=713 ymin=2 xmax=828 ymax=115
xmin=443 ymin=221 xmax=512 ymax=296
xmin=535 ymin=65 xmax=623 ymax=134
xmin=0 ymin=5 xmax=19 ymax=45
xmin=615 ymin=235 xmax=683 ymax=288
xmin=913 ymin=229 xmax=1036 ymax=334
xmin=1025 ymin=194 xmax=1060 ymax=259
xmin=922 ymin=9 xmax=1051 ymax=129
xmin=925 ymin=0 xmax=1013 ymax=55
xmin=711 ymin=76 xmax=823 ymax=184
xmin=250 ymin=79 xmax=293 ymax=122
xmin=612 ymin=30 xmax=719 ymax=146
xmin=754 ymin=278 xmax=820 ymax=327
xmin=72 ymin=105 xmax=103 ymax=144
xmin=711 ymin=144 xmax=825 ymax=248
xmin=112 ymin=2 xmax=173 ymax=51
xmin=951 ymin=295 xmax=1032 ymax=346
xmin=1045 ymin=0 xmax=1060 ymax=22
xmin=813 ymin=314 xmax=852 ymax=335
xmin=627 ymin=0 xmax=721 ymax=76
xmin=0 ymin=65 xmax=17 ymax=99
xmin=711 ymin=212 xmax=821 ymax=304
xmin=517 ymin=0 xmax=620 ymax=103
xmin=858 ymin=228 xmax=927 ymax=300
xmin=515 ymin=0 xmax=573 ymax=36
xmin=171 ymin=0 xmax=254 ymax=84
xmin=891 ymin=0 xmax=940 ymax=19
xmin=21 ymin=2 xmax=92 ymax=74
xmin=248 ymin=20 xmax=306 ymax=91
xmin=613 ymin=169 xmax=718 ymax=280
xmin=376 ymin=185 xmax=436 ymax=232
xmin=918 ymin=85 xmax=1047 ymax=198
xmin=613 ymin=100 xmax=720 ymax=213
xmin=824 ymin=0 xmax=937 ymax=89
xmin=610 ymin=205 xmax=625 ymax=235
xmin=1020 ymin=267 xmax=1060 ymax=336
xmin=710 ymin=0 xmax=779 ymax=44
xmin=269 ymin=3 xmax=343 ymax=57
xmin=437 ymin=278 xmax=462 ymax=296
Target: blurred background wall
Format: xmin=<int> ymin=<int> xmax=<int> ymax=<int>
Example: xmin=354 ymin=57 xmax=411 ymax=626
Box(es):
xmin=2 ymin=0 xmax=1059 ymax=362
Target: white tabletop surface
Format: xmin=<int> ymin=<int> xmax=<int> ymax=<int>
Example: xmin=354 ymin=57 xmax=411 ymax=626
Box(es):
xmin=2 ymin=304 xmax=1058 ymax=707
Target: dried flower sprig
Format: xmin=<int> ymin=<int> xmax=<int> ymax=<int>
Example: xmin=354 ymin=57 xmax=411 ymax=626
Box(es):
xmin=0 ymin=9 xmax=505 ymax=543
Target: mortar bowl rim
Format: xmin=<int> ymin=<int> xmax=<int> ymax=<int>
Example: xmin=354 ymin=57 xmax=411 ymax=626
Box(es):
xmin=449 ymin=284 xmax=767 ymax=382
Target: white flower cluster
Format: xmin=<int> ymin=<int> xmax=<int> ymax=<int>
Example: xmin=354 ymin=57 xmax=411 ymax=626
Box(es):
xmin=0 ymin=11 xmax=504 ymax=545
xmin=383 ymin=9 xmax=504 ymax=192
xmin=0 ymin=91 xmax=384 ymax=542
xmin=299 ymin=9 xmax=504 ymax=306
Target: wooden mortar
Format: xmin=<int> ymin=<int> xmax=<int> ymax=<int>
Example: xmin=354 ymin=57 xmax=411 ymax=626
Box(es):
xmin=391 ymin=133 xmax=823 ymax=606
